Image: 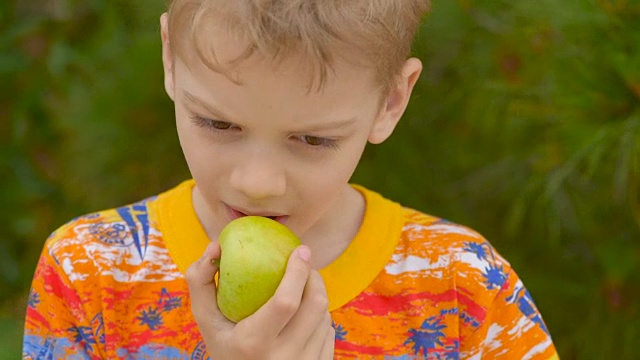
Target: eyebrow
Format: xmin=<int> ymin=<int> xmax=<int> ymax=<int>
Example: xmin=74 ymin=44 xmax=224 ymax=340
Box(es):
xmin=297 ymin=117 xmax=358 ymax=132
xmin=183 ymin=90 xmax=236 ymax=122
xmin=182 ymin=90 xmax=358 ymax=131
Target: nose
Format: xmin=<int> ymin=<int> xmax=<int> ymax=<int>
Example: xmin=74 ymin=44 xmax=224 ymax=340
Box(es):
xmin=229 ymin=153 xmax=286 ymax=200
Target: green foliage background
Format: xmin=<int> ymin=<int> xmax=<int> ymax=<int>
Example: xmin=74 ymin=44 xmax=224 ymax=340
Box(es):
xmin=1 ymin=0 xmax=639 ymax=358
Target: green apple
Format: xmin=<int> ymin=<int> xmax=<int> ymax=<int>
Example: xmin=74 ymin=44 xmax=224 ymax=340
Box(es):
xmin=216 ymin=216 xmax=301 ymax=322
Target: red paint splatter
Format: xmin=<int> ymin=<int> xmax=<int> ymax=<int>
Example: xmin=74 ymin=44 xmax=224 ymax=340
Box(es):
xmin=41 ymin=264 xmax=84 ymax=316
xmin=335 ymin=339 xmax=384 ymax=355
xmin=102 ymin=288 xmax=134 ymax=310
xmin=456 ymin=291 xmax=487 ymax=322
xmin=120 ymin=330 xmax=154 ymax=353
xmin=26 ymin=306 xmax=50 ymax=329
xmin=344 ymin=290 xmax=487 ymax=322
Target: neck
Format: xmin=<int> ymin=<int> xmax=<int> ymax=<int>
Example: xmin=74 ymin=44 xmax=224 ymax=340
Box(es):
xmin=302 ymin=185 xmax=366 ymax=270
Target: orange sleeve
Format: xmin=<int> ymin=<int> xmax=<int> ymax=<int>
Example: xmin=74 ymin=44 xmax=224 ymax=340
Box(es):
xmin=464 ymin=266 xmax=558 ymax=359
xmin=23 ymin=237 xmax=104 ymax=360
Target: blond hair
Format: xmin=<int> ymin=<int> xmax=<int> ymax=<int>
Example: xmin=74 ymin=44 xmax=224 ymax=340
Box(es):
xmin=166 ymin=0 xmax=430 ymax=93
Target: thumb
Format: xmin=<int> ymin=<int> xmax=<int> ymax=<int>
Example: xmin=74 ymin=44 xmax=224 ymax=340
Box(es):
xmin=186 ymin=241 xmax=233 ymax=334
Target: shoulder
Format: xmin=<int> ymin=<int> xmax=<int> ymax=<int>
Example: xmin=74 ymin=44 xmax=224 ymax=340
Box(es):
xmin=399 ymin=206 xmax=509 ymax=261
xmin=394 ymin=206 xmax=514 ymax=295
xmin=394 ymin=210 xmax=557 ymax=357
xmin=354 ymin=185 xmax=514 ymax=292
xmin=46 ymin=196 xmax=157 ymax=249
xmin=42 ymin=195 xmax=166 ymax=278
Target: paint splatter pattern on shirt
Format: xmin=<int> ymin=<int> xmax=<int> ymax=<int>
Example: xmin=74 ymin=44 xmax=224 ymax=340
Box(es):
xmin=23 ymin=191 xmax=557 ymax=359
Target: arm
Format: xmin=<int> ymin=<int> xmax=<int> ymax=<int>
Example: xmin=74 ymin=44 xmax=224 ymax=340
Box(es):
xmin=186 ymin=242 xmax=335 ymax=360
xmin=23 ymin=243 xmax=102 ymax=360
xmin=468 ymin=266 xmax=559 ymax=359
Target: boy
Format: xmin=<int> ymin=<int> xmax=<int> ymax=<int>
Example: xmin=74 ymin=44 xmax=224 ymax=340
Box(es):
xmin=23 ymin=0 xmax=559 ymax=359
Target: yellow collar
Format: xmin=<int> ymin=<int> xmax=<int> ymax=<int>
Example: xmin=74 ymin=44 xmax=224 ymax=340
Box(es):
xmin=155 ymin=180 xmax=404 ymax=311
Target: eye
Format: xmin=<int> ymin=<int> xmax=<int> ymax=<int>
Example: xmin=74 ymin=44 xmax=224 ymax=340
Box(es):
xmin=210 ymin=120 xmax=232 ymax=130
xmin=302 ymin=135 xmax=325 ymax=146
xmin=298 ymin=135 xmax=340 ymax=150
xmin=190 ymin=116 xmax=234 ymax=131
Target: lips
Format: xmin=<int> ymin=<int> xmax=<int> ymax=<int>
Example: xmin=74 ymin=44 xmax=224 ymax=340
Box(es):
xmin=226 ymin=204 xmax=289 ymax=224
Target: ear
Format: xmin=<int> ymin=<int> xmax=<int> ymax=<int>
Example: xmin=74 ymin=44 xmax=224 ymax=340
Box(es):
xmin=160 ymin=13 xmax=176 ymax=101
xmin=368 ymin=58 xmax=422 ymax=144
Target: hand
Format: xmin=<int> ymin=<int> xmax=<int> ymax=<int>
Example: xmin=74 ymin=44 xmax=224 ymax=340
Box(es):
xmin=186 ymin=241 xmax=335 ymax=360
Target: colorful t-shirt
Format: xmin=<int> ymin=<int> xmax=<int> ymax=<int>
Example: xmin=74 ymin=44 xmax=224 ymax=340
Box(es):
xmin=23 ymin=180 xmax=558 ymax=359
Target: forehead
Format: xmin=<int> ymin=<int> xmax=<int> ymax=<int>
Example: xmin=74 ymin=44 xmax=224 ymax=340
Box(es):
xmin=174 ymin=30 xmax=383 ymax=121
xmin=176 ymin=57 xmax=382 ymax=126
xmin=175 ymin=17 xmax=381 ymax=94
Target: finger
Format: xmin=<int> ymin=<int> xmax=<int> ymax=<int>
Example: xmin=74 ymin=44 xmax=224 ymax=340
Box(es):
xmin=242 ymin=245 xmax=311 ymax=340
xmin=300 ymin=311 xmax=333 ymax=360
xmin=318 ymin=324 xmax=336 ymax=360
xmin=278 ymin=270 xmax=329 ymax=344
xmin=185 ymin=241 xmax=233 ymax=335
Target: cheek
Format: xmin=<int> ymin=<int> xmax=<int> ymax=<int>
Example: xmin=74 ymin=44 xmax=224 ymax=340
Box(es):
xmin=176 ymin=117 xmax=202 ymax=168
xmin=295 ymin=141 xmax=366 ymax=197
xmin=175 ymin=107 xmax=194 ymax=149
xmin=175 ymin=113 xmax=223 ymax=180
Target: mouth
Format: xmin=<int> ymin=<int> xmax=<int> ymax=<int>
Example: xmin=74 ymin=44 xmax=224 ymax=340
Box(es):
xmin=226 ymin=204 xmax=289 ymax=224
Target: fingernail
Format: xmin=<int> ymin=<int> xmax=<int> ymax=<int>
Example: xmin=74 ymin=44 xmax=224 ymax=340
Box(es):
xmin=201 ymin=242 xmax=217 ymax=263
xmin=204 ymin=242 xmax=216 ymax=255
xmin=298 ymin=246 xmax=311 ymax=262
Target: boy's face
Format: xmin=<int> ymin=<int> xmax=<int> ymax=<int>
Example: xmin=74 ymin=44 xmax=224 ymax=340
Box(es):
xmin=161 ymin=15 xmax=420 ymax=241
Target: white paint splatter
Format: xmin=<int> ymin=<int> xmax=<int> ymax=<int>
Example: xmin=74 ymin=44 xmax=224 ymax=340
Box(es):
xmin=385 ymin=254 xmax=450 ymax=277
xmin=62 ymin=257 xmax=88 ymax=282
xmin=483 ymin=323 xmax=505 ymax=352
xmin=522 ymin=337 xmax=554 ymax=360
xmin=457 ymin=251 xmax=491 ymax=272
xmin=508 ymin=314 xmax=535 ymax=338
